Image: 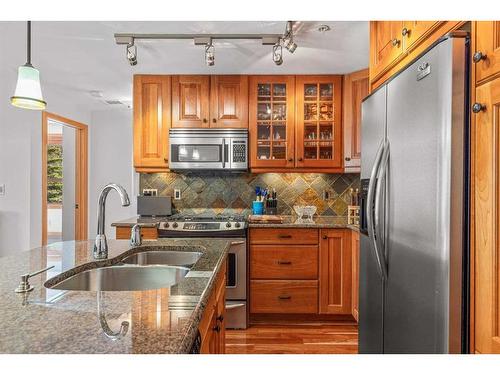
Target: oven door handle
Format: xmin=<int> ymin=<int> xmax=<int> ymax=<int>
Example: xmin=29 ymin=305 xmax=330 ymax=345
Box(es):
xmin=225 ymin=303 xmax=246 ymax=310
xmin=230 ymin=241 xmax=245 ymax=246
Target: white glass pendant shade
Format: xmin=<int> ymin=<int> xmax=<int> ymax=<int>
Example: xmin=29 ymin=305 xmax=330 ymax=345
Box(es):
xmin=10 ymin=64 xmax=46 ymax=110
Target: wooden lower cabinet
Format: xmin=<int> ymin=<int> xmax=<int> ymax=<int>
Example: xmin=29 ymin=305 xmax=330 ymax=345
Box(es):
xmin=115 ymin=226 xmax=158 ymax=240
xmin=199 ymin=257 xmax=227 ymax=354
xmin=473 ymin=76 xmax=500 ymax=354
xmin=249 ymin=227 xmax=356 ymax=321
xmin=319 ymin=229 xmax=352 ymax=314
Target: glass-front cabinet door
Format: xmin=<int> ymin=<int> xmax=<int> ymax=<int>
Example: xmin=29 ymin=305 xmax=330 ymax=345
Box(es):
xmin=249 ymin=76 xmax=295 ymax=169
xmin=296 ymin=75 xmax=343 ymax=169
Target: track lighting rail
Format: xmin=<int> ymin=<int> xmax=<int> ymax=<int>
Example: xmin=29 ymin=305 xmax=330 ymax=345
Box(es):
xmin=115 ymin=33 xmax=281 ymax=45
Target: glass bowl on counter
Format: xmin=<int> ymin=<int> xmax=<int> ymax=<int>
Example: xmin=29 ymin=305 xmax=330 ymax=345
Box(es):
xmin=293 ymin=205 xmax=317 ymax=221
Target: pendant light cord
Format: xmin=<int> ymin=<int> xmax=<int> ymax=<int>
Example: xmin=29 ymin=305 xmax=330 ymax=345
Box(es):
xmin=26 ymin=21 xmax=31 ymax=66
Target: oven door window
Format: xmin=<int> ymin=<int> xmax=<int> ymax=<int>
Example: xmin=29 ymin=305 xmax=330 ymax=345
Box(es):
xmin=227 ymin=252 xmax=237 ymax=288
xmin=171 ymin=144 xmax=222 ymax=163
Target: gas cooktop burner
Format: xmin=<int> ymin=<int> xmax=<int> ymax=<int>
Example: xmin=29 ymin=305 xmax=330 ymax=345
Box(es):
xmin=158 ymin=213 xmax=247 ymax=237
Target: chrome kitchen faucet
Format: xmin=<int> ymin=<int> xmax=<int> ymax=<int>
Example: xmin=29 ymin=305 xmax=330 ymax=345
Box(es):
xmin=94 ymin=183 xmax=130 ymax=259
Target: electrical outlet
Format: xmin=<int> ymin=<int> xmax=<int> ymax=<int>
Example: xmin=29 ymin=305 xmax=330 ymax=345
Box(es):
xmin=174 ymin=189 xmax=181 ymax=200
xmin=323 ymin=190 xmax=334 ymax=200
xmin=142 ymin=188 xmax=158 ymax=196
xmin=0 ymin=184 xmax=5 ymax=196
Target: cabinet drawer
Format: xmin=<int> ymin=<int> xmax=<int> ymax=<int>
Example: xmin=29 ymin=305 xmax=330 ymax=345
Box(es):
xmin=250 ymin=280 xmax=318 ymax=314
xmin=249 ymin=228 xmax=318 ymax=245
xmin=250 ymin=245 xmax=318 ymax=279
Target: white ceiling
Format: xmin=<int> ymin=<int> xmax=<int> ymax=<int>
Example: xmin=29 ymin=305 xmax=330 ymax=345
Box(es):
xmin=0 ymin=21 xmax=368 ymax=111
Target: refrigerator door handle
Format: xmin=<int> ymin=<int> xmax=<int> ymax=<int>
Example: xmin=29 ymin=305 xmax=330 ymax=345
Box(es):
xmin=366 ymin=140 xmax=387 ymax=280
xmin=374 ymin=142 xmax=390 ymax=279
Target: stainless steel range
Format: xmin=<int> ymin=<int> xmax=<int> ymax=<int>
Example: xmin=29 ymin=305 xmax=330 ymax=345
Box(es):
xmin=158 ymin=214 xmax=248 ymax=329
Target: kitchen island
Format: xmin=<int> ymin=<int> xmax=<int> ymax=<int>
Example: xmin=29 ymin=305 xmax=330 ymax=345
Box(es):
xmin=0 ymin=238 xmax=230 ymax=354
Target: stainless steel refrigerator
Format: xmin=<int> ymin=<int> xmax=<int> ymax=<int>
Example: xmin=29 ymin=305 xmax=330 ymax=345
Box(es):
xmin=358 ymin=32 xmax=470 ymax=354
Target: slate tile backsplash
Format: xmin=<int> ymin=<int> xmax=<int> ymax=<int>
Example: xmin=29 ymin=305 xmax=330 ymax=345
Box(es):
xmin=140 ymin=172 xmax=360 ymax=216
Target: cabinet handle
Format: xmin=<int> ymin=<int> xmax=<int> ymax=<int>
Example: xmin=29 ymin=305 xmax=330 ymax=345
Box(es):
xmin=345 ymin=157 xmax=351 ymax=161
xmin=278 ymin=295 xmax=291 ymax=300
xmin=322 ymin=235 xmax=327 ymax=239
xmin=391 ymin=38 xmax=400 ymax=47
xmin=216 ymin=314 xmax=224 ymax=323
xmin=473 ymin=51 xmax=487 ymax=63
xmin=278 ymin=234 xmax=292 ymax=239
xmin=472 ymin=103 xmax=486 ymax=113
xmin=203 ymin=118 xmax=208 ymax=123
xmin=277 ymin=260 xmax=292 ymax=265
xmin=212 ymin=118 xmax=217 ymax=123
xmin=401 ymin=28 xmax=410 ymax=37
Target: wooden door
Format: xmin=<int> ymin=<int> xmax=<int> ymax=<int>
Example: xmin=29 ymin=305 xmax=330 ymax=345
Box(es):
xmin=295 ymin=75 xmax=343 ymax=170
xmin=249 ymin=75 xmax=295 ymax=169
xmin=133 ymin=75 xmax=171 ymax=171
xmin=172 ymin=75 xmax=210 ymax=128
xmin=402 ymin=21 xmax=442 ymax=51
xmin=370 ymin=21 xmax=404 ymax=81
xmin=210 ymin=75 xmax=248 ymax=128
xmin=343 ymin=69 xmax=368 ymax=172
xmin=351 ymin=231 xmax=360 ymax=322
xmin=319 ymin=229 xmax=352 ymax=314
xmin=474 ymin=77 xmax=500 ymax=353
xmin=475 ymin=21 xmax=500 ymax=84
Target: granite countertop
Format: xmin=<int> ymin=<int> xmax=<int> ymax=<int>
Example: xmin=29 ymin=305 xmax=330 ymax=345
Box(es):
xmin=112 ymin=215 xmax=359 ymax=231
xmin=0 ymin=238 xmax=231 ymax=354
xmin=111 ymin=216 xmax=165 ymax=228
xmin=248 ymin=215 xmax=360 ymax=231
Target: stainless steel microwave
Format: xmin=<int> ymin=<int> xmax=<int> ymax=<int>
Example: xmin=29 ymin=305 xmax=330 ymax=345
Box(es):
xmin=169 ymin=129 xmax=248 ymax=171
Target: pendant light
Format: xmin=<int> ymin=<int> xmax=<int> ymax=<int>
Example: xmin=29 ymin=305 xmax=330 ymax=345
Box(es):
xmin=11 ymin=21 xmax=46 ymax=110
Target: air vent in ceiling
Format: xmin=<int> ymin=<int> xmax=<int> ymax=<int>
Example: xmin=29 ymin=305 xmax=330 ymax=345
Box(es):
xmin=104 ymin=100 xmax=123 ymax=105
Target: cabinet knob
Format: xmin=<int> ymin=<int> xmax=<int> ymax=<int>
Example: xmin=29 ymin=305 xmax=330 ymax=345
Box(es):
xmin=288 ymin=158 xmax=293 ymax=162
xmin=472 ymin=103 xmax=486 ymax=113
xmin=391 ymin=38 xmax=400 ymax=47
xmin=401 ymin=28 xmax=410 ymax=37
xmin=216 ymin=314 xmax=224 ymax=323
xmin=164 ymin=158 xmax=168 ymax=163
xmin=322 ymin=235 xmax=327 ymax=239
xmin=212 ymin=118 xmax=217 ymax=123
xmin=298 ymin=158 xmax=303 ymax=162
xmin=473 ymin=51 xmax=487 ymax=63
xmin=213 ymin=325 xmax=221 ymax=332
xmin=203 ymin=118 xmax=208 ymax=123
xmin=345 ymin=157 xmax=351 ymax=161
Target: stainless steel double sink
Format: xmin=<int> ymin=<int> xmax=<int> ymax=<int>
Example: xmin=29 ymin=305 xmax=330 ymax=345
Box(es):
xmin=45 ymin=250 xmax=203 ymax=292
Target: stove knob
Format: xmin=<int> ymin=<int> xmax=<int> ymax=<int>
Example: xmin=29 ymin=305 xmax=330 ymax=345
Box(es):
xmin=235 ymin=222 xmax=241 ymax=228
xmin=164 ymin=222 xmax=170 ymax=228
xmin=226 ymin=222 xmax=232 ymax=228
xmin=172 ymin=222 xmax=178 ymax=228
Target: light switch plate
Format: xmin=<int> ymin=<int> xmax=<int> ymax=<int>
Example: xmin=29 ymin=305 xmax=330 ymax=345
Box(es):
xmin=174 ymin=189 xmax=181 ymax=200
xmin=0 ymin=184 xmax=5 ymax=196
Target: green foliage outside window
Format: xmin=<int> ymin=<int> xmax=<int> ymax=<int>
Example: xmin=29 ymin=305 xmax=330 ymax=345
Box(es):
xmin=47 ymin=144 xmax=63 ymax=204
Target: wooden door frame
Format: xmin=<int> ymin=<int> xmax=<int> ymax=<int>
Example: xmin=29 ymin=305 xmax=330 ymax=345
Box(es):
xmin=42 ymin=111 xmax=88 ymax=245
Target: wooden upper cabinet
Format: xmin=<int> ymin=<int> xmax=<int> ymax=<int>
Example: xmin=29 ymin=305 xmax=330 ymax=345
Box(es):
xmin=401 ymin=21 xmax=441 ymax=51
xmin=210 ymin=75 xmax=248 ymax=128
xmin=319 ymin=229 xmax=352 ymax=314
xmin=172 ymin=75 xmax=210 ymax=128
xmin=370 ymin=21 xmax=404 ymax=81
xmin=249 ymin=75 xmax=295 ymax=169
xmin=295 ymin=75 xmax=343 ymax=170
xmin=133 ymin=75 xmax=171 ymax=171
xmin=475 ymin=21 xmax=500 ymax=84
xmin=474 ymin=77 xmax=500 ymax=354
xmin=343 ymin=69 xmax=368 ymax=172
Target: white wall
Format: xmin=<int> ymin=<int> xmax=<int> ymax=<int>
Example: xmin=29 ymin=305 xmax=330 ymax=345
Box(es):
xmin=88 ymin=109 xmax=137 ymax=240
xmin=62 ymin=125 xmax=76 ymax=241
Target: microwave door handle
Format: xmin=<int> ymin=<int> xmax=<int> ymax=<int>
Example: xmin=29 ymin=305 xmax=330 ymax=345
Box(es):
xmin=222 ymin=139 xmax=226 ymax=169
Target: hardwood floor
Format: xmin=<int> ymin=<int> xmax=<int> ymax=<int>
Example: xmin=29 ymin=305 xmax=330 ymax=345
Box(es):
xmin=225 ymin=323 xmax=358 ymax=354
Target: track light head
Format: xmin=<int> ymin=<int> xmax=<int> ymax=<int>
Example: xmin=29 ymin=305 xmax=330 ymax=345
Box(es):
xmin=283 ymin=38 xmax=297 ymax=53
xmin=126 ymin=42 xmax=137 ymax=66
xmin=272 ymin=44 xmax=283 ymax=66
xmin=282 ymin=21 xmax=298 ymax=53
xmin=205 ymin=42 xmax=215 ymax=67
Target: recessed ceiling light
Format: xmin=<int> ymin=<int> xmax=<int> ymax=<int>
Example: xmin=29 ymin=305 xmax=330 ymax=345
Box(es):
xmin=317 ymin=24 xmax=331 ymax=33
